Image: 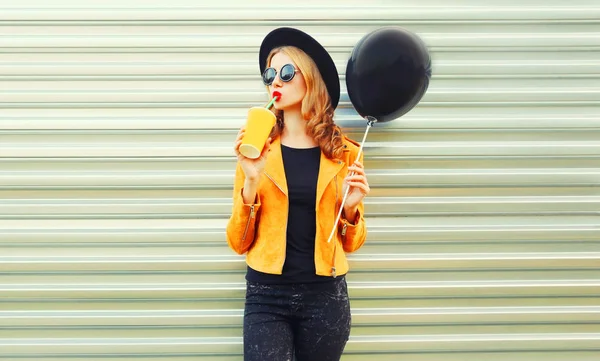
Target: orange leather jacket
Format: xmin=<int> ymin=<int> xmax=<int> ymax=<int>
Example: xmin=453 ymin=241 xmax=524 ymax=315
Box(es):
xmin=226 ymin=135 xmax=367 ymax=278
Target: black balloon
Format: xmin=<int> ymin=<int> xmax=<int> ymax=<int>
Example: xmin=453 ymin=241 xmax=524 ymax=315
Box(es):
xmin=346 ymin=27 xmax=432 ymax=123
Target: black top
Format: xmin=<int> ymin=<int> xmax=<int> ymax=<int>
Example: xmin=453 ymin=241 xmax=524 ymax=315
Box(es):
xmin=246 ymin=144 xmax=336 ymax=284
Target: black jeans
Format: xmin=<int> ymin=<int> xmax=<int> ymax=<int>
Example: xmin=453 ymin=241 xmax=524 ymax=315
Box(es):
xmin=243 ymin=277 xmax=351 ymax=361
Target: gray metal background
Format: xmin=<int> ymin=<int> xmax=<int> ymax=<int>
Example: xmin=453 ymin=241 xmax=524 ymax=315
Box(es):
xmin=1 ymin=0 xmax=599 ymax=359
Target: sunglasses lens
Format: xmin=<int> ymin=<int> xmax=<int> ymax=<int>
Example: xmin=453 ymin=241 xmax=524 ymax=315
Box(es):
xmin=262 ymin=68 xmax=276 ymax=85
xmin=280 ymin=64 xmax=296 ymax=82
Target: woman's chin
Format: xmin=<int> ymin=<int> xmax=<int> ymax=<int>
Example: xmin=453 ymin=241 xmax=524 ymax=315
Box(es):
xmin=274 ymin=101 xmax=301 ymax=112
xmin=273 ymin=102 xmax=287 ymax=111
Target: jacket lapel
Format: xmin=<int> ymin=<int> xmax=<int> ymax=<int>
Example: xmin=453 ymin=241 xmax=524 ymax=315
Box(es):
xmin=263 ymin=137 xmax=288 ymax=196
xmin=316 ymin=151 xmax=344 ymax=206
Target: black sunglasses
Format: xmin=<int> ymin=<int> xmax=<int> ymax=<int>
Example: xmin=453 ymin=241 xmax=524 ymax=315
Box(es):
xmin=262 ymin=63 xmax=300 ymax=85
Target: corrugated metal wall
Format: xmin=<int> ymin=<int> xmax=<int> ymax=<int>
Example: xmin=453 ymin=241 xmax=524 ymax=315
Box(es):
xmin=1 ymin=1 xmax=599 ymax=359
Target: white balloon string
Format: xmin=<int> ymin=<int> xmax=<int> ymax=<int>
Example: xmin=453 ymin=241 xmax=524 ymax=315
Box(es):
xmin=326 ymin=119 xmax=375 ymax=243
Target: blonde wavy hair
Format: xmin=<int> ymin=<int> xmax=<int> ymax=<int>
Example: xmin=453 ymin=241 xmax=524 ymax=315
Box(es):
xmin=266 ymin=46 xmax=344 ymax=160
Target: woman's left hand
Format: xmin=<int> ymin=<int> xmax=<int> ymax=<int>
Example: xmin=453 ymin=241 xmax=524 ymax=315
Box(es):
xmin=343 ymin=160 xmax=370 ymax=220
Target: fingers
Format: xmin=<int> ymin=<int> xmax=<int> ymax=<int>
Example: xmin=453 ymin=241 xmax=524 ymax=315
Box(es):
xmin=345 ymin=179 xmax=370 ymax=195
xmin=345 ymin=174 xmax=367 ymax=183
xmin=234 ymin=138 xmax=243 ymax=157
xmin=234 ymin=127 xmax=246 ymax=157
xmin=236 ymin=126 xmax=245 ymax=138
xmin=346 ymin=160 xmax=367 ymax=184
xmin=345 ymin=160 xmax=370 ymax=196
xmin=235 ymin=128 xmax=245 ymax=143
xmin=345 ymin=174 xmax=369 ymax=187
xmin=345 ymin=182 xmax=370 ymax=195
xmin=347 ymin=161 xmax=365 ymax=175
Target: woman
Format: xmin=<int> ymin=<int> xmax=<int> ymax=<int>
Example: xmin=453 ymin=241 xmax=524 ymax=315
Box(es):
xmin=226 ymin=27 xmax=370 ymax=361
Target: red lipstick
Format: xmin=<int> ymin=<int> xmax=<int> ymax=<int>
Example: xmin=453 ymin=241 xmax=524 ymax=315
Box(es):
xmin=272 ymin=91 xmax=282 ymax=101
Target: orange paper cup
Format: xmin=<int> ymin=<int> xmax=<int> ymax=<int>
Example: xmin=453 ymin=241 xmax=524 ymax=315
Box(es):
xmin=239 ymin=107 xmax=277 ymax=159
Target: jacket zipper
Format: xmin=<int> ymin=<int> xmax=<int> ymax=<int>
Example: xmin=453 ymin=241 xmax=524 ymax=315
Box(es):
xmin=241 ymin=205 xmax=255 ymax=241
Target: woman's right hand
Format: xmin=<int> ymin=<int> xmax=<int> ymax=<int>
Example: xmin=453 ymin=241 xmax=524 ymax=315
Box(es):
xmin=234 ymin=127 xmax=272 ymax=182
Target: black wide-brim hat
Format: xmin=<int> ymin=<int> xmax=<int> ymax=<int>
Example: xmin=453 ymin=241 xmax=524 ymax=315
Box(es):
xmin=259 ymin=27 xmax=340 ymax=110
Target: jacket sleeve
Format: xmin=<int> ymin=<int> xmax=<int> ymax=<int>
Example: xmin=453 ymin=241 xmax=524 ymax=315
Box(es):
xmin=338 ymin=150 xmax=367 ymax=253
xmin=225 ymin=162 xmax=261 ymax=254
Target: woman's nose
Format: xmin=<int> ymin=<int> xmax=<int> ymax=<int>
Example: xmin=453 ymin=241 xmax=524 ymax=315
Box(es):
xmin=272 ymin=74 xmax=283 ymax=87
